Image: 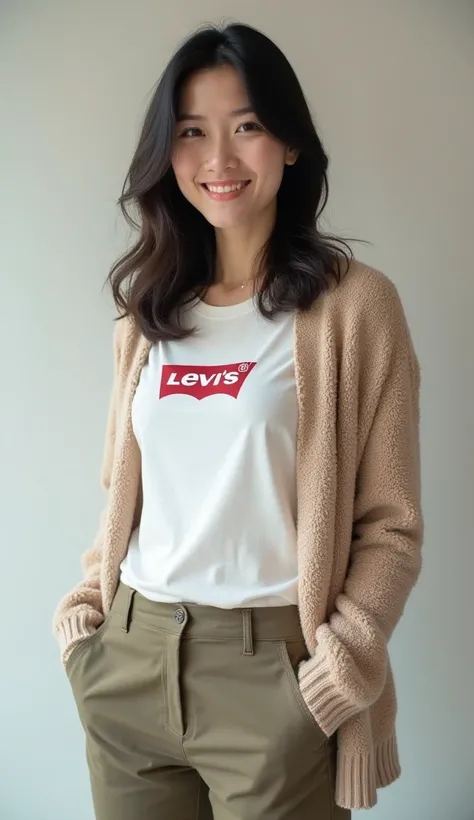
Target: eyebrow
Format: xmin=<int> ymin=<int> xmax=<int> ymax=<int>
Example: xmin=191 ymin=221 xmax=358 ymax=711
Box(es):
xmin=176 ymin=106 xmax=255 ymax=123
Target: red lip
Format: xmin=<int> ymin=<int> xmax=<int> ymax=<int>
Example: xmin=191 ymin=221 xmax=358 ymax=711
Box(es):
xmin=200 ymin=180 xmax=252 ymax=202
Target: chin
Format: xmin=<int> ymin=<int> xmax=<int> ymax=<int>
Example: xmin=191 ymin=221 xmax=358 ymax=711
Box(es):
xmin=206 ymin=216 xmax=247 ymax=230
xmin=200 ymin=206 xmax=251 ymax=231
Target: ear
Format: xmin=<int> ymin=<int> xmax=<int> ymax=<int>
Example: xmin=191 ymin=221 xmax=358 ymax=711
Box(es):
xmin=285 ymin=147 xmax=299 ymax=166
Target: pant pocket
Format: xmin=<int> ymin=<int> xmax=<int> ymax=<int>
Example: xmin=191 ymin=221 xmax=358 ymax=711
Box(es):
xmin=66 ymin=614 xmax=111 ymax=680
xmin=278 ymin=639 xmax=327 ymax=747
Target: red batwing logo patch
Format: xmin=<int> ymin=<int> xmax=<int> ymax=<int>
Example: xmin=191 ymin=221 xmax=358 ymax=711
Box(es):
xmin=159 ymin=362 xmax=257 ymax=400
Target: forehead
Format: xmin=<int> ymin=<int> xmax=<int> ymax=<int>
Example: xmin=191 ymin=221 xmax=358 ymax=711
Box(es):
xmin=178 ymin=65 xmax=250 ymax=116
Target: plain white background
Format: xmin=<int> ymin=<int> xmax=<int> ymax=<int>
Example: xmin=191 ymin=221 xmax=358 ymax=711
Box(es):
xmin=1 ymin=2 xmax=473 ymax=818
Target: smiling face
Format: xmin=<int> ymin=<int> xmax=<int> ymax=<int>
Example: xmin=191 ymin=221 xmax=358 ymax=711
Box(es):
xmin=171 ymin=64 xmax=297 ymax=232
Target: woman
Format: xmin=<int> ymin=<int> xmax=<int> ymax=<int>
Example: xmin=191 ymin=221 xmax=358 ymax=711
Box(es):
xmin=54 ymin=22 xmax=423 ymax=820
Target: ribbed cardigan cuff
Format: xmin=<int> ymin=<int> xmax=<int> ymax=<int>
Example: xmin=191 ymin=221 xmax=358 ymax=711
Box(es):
xmin=55 ymin=613 xmax=97 ymax=665
xmin=298 ymin=653 xmax=361 ymax=738
xmin=298 ymin=653 xmax=401 ymax=809
xmin=335 ymin=734 xmax=401 ymax=809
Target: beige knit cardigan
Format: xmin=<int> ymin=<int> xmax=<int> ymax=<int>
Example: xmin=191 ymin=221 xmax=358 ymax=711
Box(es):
xmin=53 ymin=261 xmax=423 ymax=810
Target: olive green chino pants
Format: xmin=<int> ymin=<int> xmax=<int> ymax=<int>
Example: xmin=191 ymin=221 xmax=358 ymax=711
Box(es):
xmin=67 ymin=582 xmax=350 ymax=820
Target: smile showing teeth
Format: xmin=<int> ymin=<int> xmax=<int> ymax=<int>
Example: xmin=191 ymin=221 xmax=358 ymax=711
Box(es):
xmin=204 ymin=182 xmax=248 ymax=193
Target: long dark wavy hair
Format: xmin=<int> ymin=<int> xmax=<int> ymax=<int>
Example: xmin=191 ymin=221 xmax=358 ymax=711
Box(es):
xmin=108 ymin=22 xmax=353 ymax=342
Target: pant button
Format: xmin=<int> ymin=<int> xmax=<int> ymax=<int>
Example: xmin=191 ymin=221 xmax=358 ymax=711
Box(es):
xmin=174 ymin=608 xmax=185 ymax=625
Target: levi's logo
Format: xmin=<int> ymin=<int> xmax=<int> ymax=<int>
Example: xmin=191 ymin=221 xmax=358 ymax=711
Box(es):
xmin=159 ymin=362 xmax=257 ymax=400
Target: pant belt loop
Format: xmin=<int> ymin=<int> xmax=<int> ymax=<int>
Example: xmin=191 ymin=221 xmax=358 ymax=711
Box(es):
xmin=121 ymin=587 xmax=135 ymax=633
xmin=242 ymin=609 xmax=254 ymax=656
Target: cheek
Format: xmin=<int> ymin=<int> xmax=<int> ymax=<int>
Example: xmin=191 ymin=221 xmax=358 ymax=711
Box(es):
xmin=171 ymin=147 xmax=198 ymax=189
xmin=247 ymin=139 xmax=286 ymax=193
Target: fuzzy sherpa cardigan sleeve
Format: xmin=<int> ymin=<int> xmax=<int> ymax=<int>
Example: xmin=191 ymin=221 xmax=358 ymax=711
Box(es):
xmin=298 ymin=277 xmax=422 ymax=738
xmin=53 ymin=320 xmax=124 ymax=659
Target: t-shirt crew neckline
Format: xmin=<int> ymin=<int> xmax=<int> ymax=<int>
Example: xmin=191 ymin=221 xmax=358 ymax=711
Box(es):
xmin=194 ymin=296 xmax=255 ymax=320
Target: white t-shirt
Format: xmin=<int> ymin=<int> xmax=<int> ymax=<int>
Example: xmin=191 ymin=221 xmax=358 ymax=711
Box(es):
xmin=120 ymin=297 xmax=298 ymax=607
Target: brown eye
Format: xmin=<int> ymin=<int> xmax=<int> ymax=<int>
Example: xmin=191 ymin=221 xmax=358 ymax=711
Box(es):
xmin=236 ymin=121 xmax=264 ymax=133
xmin=179 ymin=127 xmax=204 ymax=138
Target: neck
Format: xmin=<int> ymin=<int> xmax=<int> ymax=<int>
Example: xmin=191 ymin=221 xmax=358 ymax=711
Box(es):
xmin=214 ymin=205 xmax=276 ymax=289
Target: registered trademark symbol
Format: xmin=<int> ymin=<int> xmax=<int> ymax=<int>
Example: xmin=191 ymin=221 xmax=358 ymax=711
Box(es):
xmin=238 ymin=363 xmax=249 ymax=372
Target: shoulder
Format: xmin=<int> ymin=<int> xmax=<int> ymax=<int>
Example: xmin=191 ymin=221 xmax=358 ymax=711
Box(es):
xmin=110 ymin=314 xmax=146 ymax=382
xmin=297 ymin=259 xmax=418 ymax=383
xmin=331 ymin=259 xmax=403 ymax=322
xmin=112 ymin=313 xmax=142 ymax=355
xmin=333 ymin=260 xmax=419 ymax=385
xmin=309 ymin=258 xmax=410 ymax=343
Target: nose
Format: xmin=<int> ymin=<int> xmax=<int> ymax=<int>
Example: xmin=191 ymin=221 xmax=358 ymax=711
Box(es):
xmin=204 ymin=134 xmax=238 ymax=175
